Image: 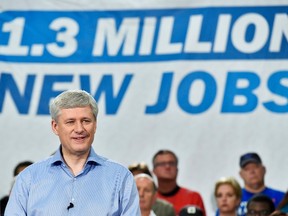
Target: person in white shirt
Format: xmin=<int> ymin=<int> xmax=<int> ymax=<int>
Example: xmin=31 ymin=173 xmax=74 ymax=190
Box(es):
xmin=135 ymin=173 xmax=158 ymax=216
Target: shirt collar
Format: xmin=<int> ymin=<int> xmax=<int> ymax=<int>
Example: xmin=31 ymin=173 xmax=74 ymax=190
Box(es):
xmin=50 ymin=145 xmax=106 ymax=166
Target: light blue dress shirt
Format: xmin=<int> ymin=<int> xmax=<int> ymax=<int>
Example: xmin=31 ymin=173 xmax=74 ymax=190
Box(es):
xmin=5 ymin=146 xmax=140 ymax=216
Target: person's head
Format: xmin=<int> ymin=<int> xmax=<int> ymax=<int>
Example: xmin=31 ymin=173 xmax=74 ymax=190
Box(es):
xmin=152 ymin=149 xmax=178 ymax=181
xmin=9 ymin=160 xmax=33 ymax=195
xmin=214 ymin=177 xmax=242 ymax=215
xmin=239 ymin=152 xmax=266 ymax=190
xmin=128 ymin=162 xmax=152 ymax=176
xmin=246 ymin=194 xmax=275 ymax=216
xmin=50 ymin=90 xmax=98 ymax=157
xmin=134 ymin=173 xmax=157 ymax=214
xmin=13 ymin=161 xmax=33 ymax=176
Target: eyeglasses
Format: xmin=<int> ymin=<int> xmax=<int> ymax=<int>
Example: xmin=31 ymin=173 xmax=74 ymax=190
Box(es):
xmin=154 ymin=161 xmax=177 ymax=167
xmin=247 ymin=210 xmax=271 ymax=216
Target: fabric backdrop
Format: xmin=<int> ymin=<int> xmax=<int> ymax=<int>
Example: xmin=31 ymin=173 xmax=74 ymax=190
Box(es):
xmin=1 ymin=0 xmax=288 ymax=215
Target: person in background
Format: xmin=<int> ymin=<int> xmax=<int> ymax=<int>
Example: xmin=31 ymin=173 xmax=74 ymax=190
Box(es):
xmin=135 ymin=173 xmax=158 ymax=216
xmin=238 ymin=152 xmax=284 ymax=216
xmin=270 ymin=191 xmax=288 ymax=216
xmin=0 ymin=160 xmax=33 ymax=216
xmin=214 ymin=177 xmax=242 ymax=216
xmin=129 ymin=162 xmax=153 ymax=176
xmin=152 ymin=149 xmax=206 ymax=215
xmin=5 ymin=89 xmax=140 ymax=215
xmin=13 ymin=161 xmax=34 ymax=177
xmin=270 ymin=211 xmax=288 ymax=216
xmin=179 ymin=205 xmax=204 ymax=216
xmin=128 ymin=162 xmax=176 ymax=216
xmin=246 ymin=194 xmax=275 ymax=216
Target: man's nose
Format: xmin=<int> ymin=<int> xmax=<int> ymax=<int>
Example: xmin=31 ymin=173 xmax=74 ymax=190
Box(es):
xmin=74 ymin=121 xmax=84 ymax=132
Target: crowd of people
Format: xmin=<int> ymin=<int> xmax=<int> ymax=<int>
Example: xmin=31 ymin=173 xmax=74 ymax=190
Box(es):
xmin=129 ymin=150 xmax=288 ymax=216
xmin=1 ymin=89 xmax=287 ymax=216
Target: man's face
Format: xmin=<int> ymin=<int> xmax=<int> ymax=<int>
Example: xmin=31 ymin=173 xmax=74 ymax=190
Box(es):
xmin=153 ymin=153 xmax=178 ymax=181
xmin=136 ymin=177 xmax=156 ymax=212
xmin=240 ymin=163 xmax=265 ymax=187
xmin=247 ymin=201 xmax=273 ymax=216
xmin=51 ymin=106 xmax=96 ymax=157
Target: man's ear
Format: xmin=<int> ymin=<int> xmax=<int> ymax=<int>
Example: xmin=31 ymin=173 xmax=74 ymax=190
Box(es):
xmin=239 ymin=169 xmax=243 ymax=179
xmin=51 ymin=120 xmax=59 ymax=135
xmin=93 ymin=120 xmax=97 ymax=134
xmin=152 ymin=193 xmax=157 ymax=205
xmin=152 ymin=168 xmax=156 ymax=175
xmin=262 ymin=165 xmax=266 ymax=175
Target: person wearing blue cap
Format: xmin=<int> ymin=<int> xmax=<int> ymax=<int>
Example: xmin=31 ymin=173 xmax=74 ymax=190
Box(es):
xmin=238 ymin=152 xmax=285 ymax=216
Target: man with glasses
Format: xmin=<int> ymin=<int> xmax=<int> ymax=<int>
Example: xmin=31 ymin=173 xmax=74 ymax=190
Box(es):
xmin=246 ymin=194 xmax=275 ymax=216
xmin=152 ymin=150 xmax=206 ymax=216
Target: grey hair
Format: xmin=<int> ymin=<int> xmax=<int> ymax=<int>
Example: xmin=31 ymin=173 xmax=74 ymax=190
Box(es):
xmin=49 ymin=89 xmax=98 ymax=121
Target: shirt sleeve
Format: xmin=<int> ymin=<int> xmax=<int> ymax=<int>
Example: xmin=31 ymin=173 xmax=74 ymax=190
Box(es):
xmin=119 ymin=172 xmax=141 ymax=216
xmin=4 ymin=172 xmax=30 ymax=216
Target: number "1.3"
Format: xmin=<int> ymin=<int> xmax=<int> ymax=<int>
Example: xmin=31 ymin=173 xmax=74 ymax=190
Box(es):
xmin=0 ymin=17 xmax=79 ymax=57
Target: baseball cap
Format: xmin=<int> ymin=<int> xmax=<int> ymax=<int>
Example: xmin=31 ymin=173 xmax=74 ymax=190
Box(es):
xmin=179 ymin=205 xmax=204 ymax=216
xmin=240 ymin=152 xmax=262 ymax=168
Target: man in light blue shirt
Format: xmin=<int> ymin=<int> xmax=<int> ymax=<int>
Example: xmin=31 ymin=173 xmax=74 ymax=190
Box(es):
xmin=5 ymin=89 xmax=140 ymax=216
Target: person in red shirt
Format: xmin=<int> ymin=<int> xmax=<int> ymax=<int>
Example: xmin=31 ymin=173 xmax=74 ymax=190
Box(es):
xmin=152 ymin=149 xmax=206 ymax=216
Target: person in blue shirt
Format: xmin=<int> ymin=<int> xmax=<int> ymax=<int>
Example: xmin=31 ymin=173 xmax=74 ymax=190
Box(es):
xmin=5 ymin=89 xmax=140 ymax=216
xmin=238 ymin=152 xmax=285 ymax=216
xmin=275 ymin=191 xmax=288 ymax=214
